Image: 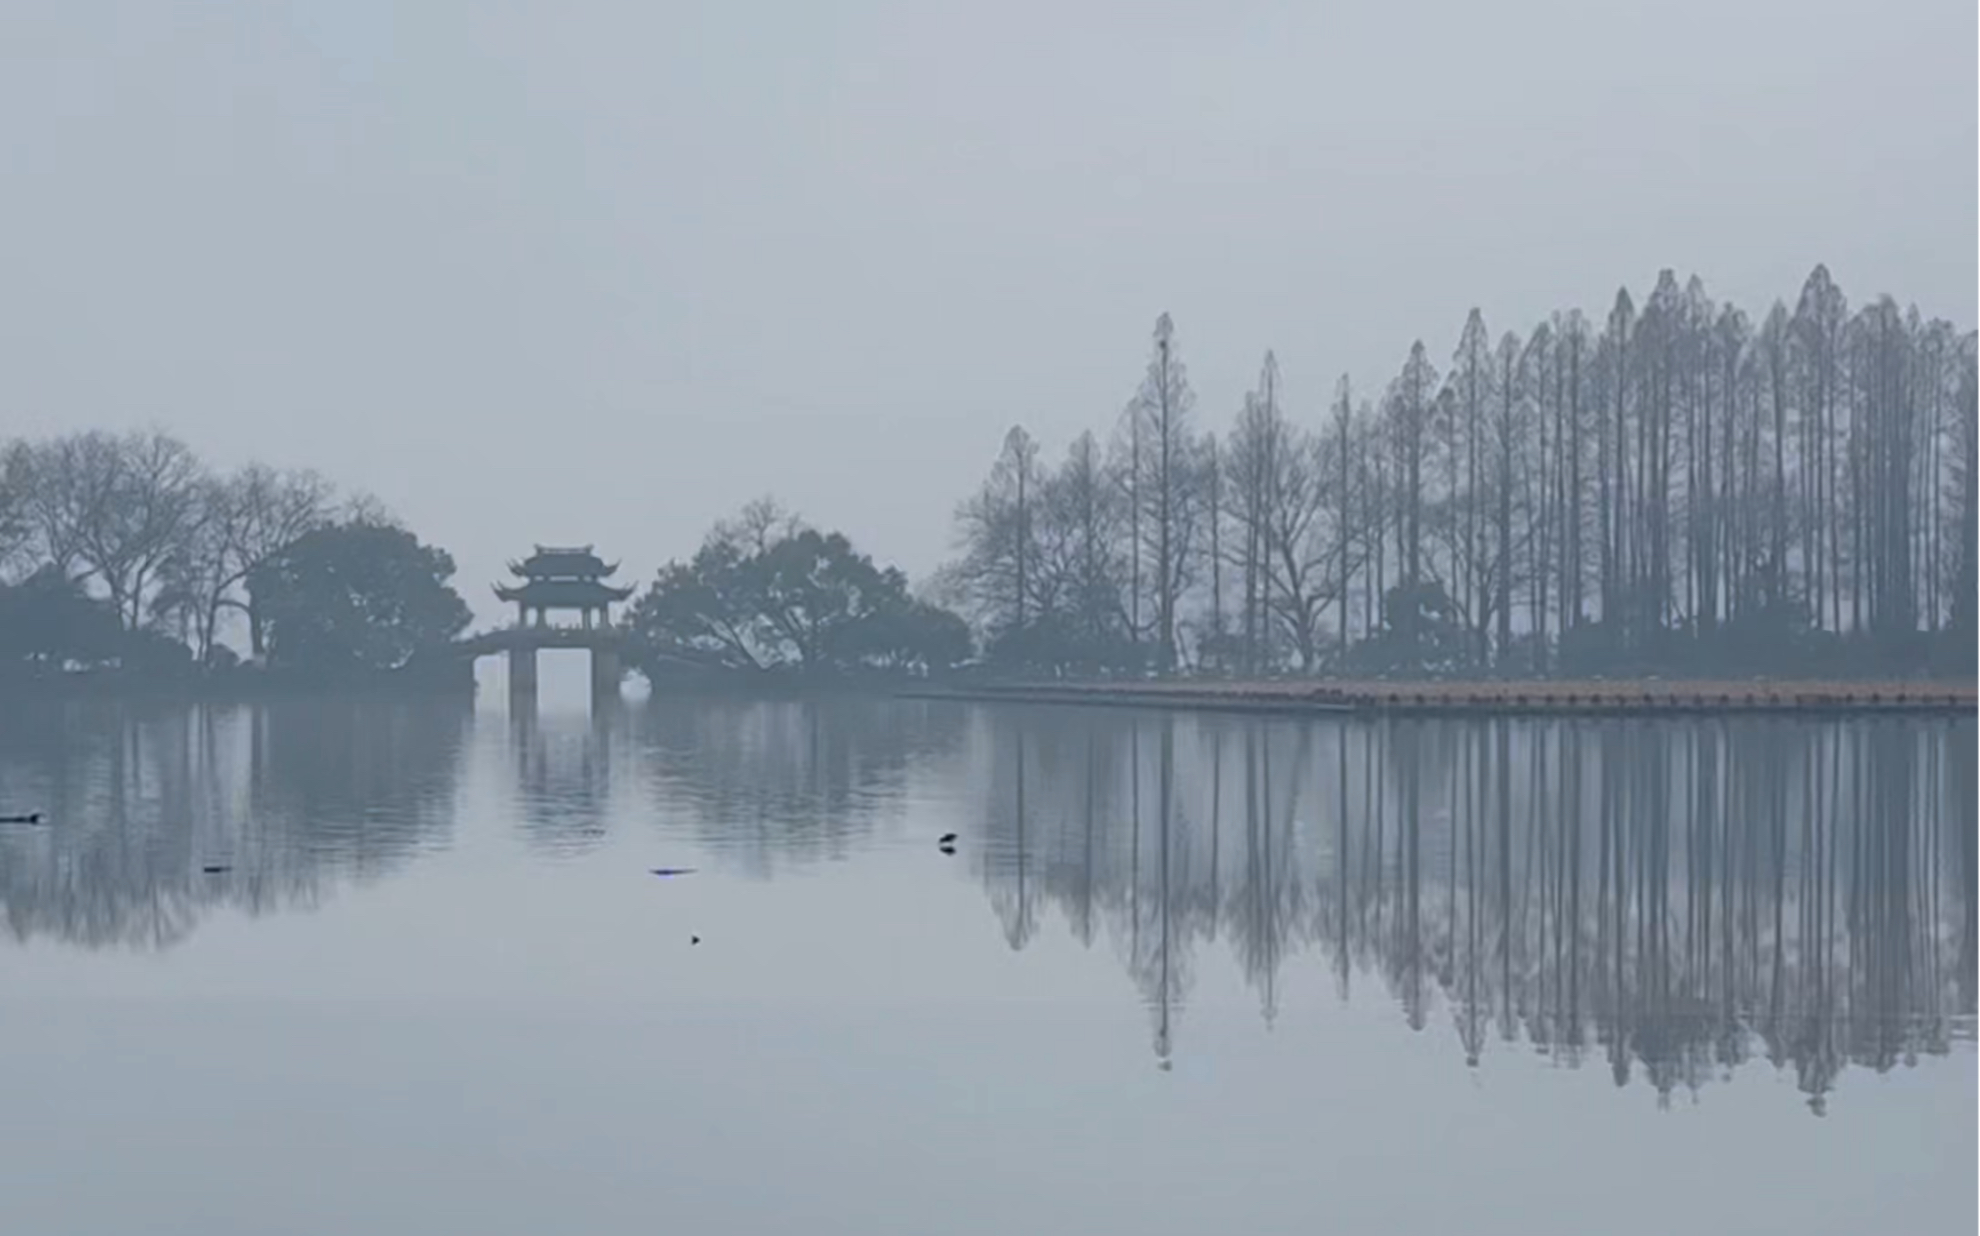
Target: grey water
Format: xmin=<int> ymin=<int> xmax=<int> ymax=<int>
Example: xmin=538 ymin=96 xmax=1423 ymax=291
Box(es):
xmin=1 ymin=692 xmax=1972 ymax=1236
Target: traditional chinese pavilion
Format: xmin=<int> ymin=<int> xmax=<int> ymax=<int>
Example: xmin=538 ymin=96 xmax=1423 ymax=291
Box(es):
xmin=494 ymin=545 xmax=634 ymax=630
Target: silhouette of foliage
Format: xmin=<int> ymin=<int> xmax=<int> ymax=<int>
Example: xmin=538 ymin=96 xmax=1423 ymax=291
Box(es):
xmin=945 ymin=267 xmax=1976 ymax=680
xmin=627 ymin=504 xmax=972 ymax=679
xmin=0 ymin=565 xmax=124 ymax=674
xmin=248 ymin=521 xmax=473 ymax=675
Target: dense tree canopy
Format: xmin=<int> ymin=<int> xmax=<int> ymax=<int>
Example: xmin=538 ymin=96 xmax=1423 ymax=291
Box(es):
xmin=627 ymin=501 xmax=972 ymax=679
xmin=0 ymin=430 xmax=462 ymax=686
xmin=249 ymin=521 xmax=473 ymax=673
xmin=0 ymin=566 xmax=124 ymax=675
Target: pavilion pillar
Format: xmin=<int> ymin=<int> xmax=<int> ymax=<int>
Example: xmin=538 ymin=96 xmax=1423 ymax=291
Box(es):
xmin=508 ymin=645 xmax=538 ymax=712
xmin=589 ymin=643 xmax=621 ymax=711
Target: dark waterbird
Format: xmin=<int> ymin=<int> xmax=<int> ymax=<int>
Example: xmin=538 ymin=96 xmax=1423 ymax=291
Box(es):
xmin=691 ymin=935 xmax=701 ymax=946
xmin=0 ymin=812 xmax=43 ymax=825
xmin=937 ymin=832 xmax=958 ymax=846
xmin=202 ymin=864 xmax=232 ymax=875
xmin=648 ymin=867 xmax=698 ymax=878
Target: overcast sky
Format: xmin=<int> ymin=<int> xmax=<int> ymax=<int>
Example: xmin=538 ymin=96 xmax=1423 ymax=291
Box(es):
xmin=3 ymin=0 xmax=1973 ymax=621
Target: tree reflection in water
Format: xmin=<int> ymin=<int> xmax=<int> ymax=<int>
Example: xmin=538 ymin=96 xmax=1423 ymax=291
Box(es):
xmin=3 ymin=694 xmax=1968 ymax=1114
xmin=960 ymin=707 xmax=1976 ymax=1109
xmin=0 ymin=698 xmax=467 ymax=950
xmin=630 ymin=696 xmax=968 ymax=877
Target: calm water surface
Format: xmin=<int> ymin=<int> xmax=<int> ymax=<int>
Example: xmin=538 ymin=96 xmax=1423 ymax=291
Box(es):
xmin=1 ymin=689 xmax=1973 ymax=1235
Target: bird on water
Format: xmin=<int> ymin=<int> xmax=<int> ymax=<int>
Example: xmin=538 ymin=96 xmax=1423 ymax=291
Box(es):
xmin=938 ymin=832 xmax=958 ymax=846
xmin=0 ymin=812 xmax=42 ymax=825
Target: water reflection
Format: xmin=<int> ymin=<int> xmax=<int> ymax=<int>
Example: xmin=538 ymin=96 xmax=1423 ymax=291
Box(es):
xmin=0 ymin=698 xmax=468 ymax=950
xmin=964 ymin=709 xmax=1977 ymax=1109
xmin=510 ymin=706 xmax=618 ymax=856
xmin=631 ymin=696 xmax=968 ymax=875
xmin=3 ymin=693 xmax=1969 ymax=1117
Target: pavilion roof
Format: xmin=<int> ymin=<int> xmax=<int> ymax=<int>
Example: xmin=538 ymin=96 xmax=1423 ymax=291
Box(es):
xmin=509 ymin=545 xmax=619 ymax=579
xmin=493 ymin=578 xmax=634 ymax=607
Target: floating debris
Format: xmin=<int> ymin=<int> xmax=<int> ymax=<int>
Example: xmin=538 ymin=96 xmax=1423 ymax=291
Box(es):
xmin=0 ymin=812 xmax=43 ymax=825
xmin=648 ymin=867 xmax=698 ymax=878
xmin=202 ymin=864 xmax=232 ymax=875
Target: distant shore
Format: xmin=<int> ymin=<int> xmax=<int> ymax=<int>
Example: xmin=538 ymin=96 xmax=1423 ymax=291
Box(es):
xmin=0 ymin=667 xmax=475 ymax=704
xmin=901 ymin=678 xmax=1979 ymax=717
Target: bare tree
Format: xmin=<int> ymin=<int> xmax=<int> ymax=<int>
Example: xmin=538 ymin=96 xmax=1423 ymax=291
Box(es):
xmin=1049 ymin=266 xmax=1973 ymax=675
xmin=1490 ymin=330 xmax=1525 ymax=663
xmin=1388 ymin=341 xmax=1439 ymax=595
xmin=1951 ymin=337 xmax=1979 ymax=644
xmin=1521 ymin=322 xmax=1555 ymax=662
xmin=1224 ymin=391 xmax=1274 ymax=671
xmin=951 ymin=425 xmax=1044 ymax=640
xmin=11 ymin=430 xmax=207 ymax=630
xmin=1793 ymin=265 xmax=1848 ymax=633
xmin=1551 ymin=311 xmax=1591 ymax=639
xmin=1049 ymin=430 xmax=1129 ymax=643
xmin=1239 ymin=353 xmax=1338 ymax=670
xmin=1224 ymin=354 xmax=1339 ymax=669
xmin=1451 ymin=309 xmax=1493 ymax=654
xmin=715 ymin=495 xmax=803 ymax=557
xmin=157 ymin=463 xmax=335 ymax=660
xmin=1757 ymin=302 xmax=1795 ymax=615
xmin=1595 ymin=288 xmax=1635 ymax=638
xmin=1261 ymin=449 xmax=1330 ymax=669
xmin=1131 ymin=314 xmax=1199 ymax=669
xmin=1328 ymin=375 xmax=1361 ymax=648
xmin=1202 ymin=432 xmax=1226 ymax=660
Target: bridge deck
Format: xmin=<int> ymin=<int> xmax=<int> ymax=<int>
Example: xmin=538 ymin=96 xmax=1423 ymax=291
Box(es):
xmin=456 ymin=626 xmax=626 ymax=657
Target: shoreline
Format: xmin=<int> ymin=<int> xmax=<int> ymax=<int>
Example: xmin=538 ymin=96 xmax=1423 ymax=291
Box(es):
xmin=6 ymin=675 xmax=1973 ymax=716
xmin=900 ymin=678 xmax=1979 ymax=717
xmin=0 ymin=675 xmax=476 ymax=705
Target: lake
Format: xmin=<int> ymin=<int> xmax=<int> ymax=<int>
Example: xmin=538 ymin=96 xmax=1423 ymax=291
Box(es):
xmin=1 ymin=690 xmax=1973 ymax=1235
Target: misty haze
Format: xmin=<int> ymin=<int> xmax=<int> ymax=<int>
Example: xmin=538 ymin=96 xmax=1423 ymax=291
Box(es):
xmin=1 ymin=2 xmax=1974 ymax=1234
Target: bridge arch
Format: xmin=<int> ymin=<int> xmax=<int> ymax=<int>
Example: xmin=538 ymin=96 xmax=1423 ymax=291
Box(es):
xmin=453 ymin=626 xmax=626 ymax=712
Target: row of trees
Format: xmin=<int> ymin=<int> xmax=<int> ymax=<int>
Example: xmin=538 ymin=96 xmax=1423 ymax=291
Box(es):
xmin=12 ymin=262 xmax=1973 ymax=691
xmin=1 ymin=429 xmax=471 ymax=680
xmin=1 ymin=431 xmax=966 ymax=688
xmin=943 ymin=266 xmax=1979 ymax=677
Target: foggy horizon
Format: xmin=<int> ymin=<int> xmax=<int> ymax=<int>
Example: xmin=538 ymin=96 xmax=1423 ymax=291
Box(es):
xmin=4 ymin=1 xmax=1975 ymax=624
xmin=5 ymin=8 xmax=1975 ymax=1233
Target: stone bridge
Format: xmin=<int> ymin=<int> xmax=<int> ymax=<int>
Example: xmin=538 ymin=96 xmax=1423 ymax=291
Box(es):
xmin=454 ymin=624 xmax=627 ymax=710
xmin=464 ymin=545 xmax=648 ymax=712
